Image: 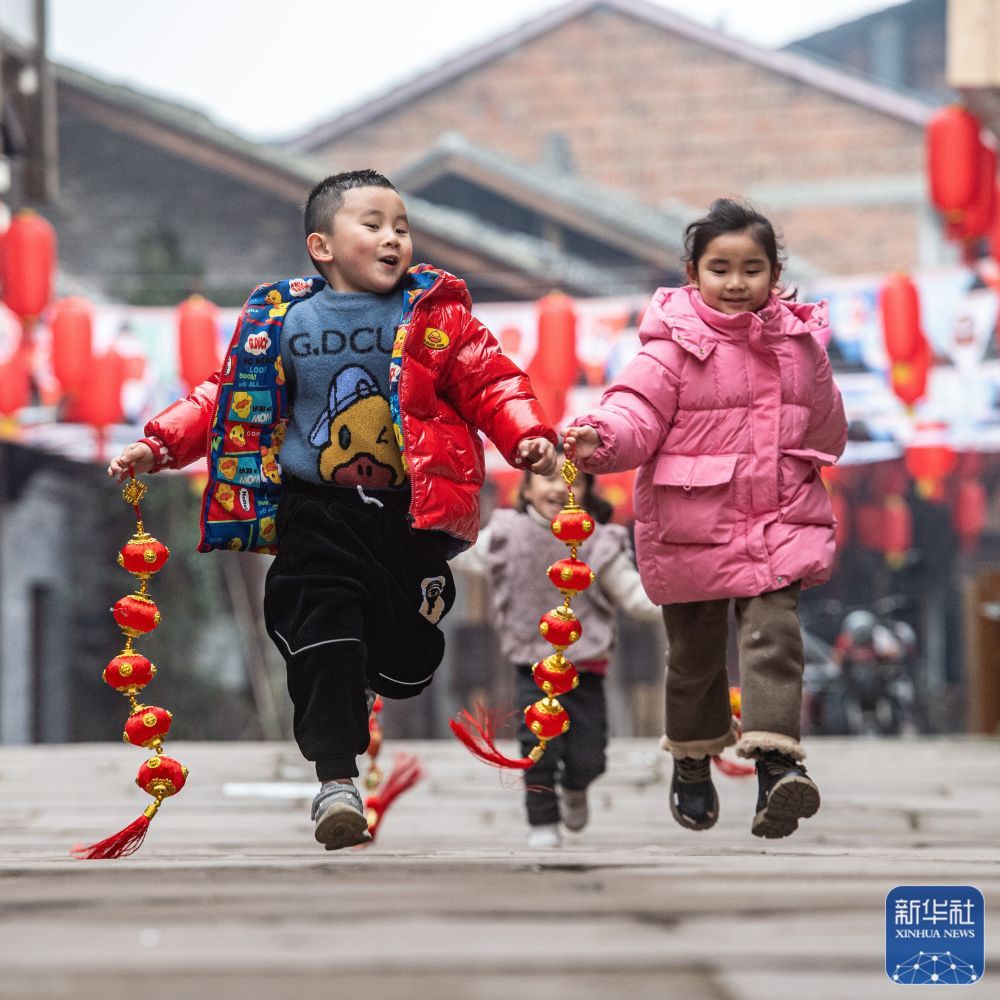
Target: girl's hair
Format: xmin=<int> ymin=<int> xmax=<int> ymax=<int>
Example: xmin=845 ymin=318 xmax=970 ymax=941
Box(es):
xmin=682 ymin=198 xmax=786 ymax=275
xmin=516 ymin=467 xmax=614 ymax=525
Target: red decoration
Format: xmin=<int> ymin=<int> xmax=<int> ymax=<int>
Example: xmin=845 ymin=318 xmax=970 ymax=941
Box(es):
xmin=103 ymin=651 xmax=156 ymax=694
xmin=364 ymin=695 xmax=384 ymax=790
xmin=949 ymin=142 xmax=998 ymax=241
xmin=534 ymin=292 xmax=578 ymax=389
xmin=927 ymin=107 xmax=981 ymax=216
xmin=75 ymin=350 xmax=125 ymax=429
xmin=363 ymin=753 xmax=423 ymax=843
xmin=905 ymin=442 xmax=957 ymax=500
xmin=113 ymin=593 xmax=161 ymax=637
xmin=72 ymin=474 xmax=187 ymax=860
xmin=538 ymin=607 xmax=582 ymax=647
xmin=550 ymin=509 xmax=595 ymax=544
xmin=953 ymin=477 xmax=987 ymax=552
xmin=450 ymin=455 xmax=593 ymax=769
xmin=0 ymin=348 xmax=30 ymax=415
xmin=524 ymin=697 xmax=570 ymax=741
xmin=124 ymin=705 xmax=172 ymax=749
xmin=177 ymin=295 xmax=220 ymax=390
xmin=50 ymin=297 xmax=94 ymax=394
xmin=532 ymin=652 xmax=580 ymax=696
xmin=1 ymin=210 xmax=55 ymax=319
xmin=118 ymin=532 xmax=171 ymax=579
xmin=880 ymin=274 xmax=922 ymax=363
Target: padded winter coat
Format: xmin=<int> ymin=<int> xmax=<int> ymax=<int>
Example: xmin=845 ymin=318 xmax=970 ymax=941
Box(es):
xmin=145 ymin=265 xmax=555 ymax=555
xmin=572 ymin=286 xmax=847 ymax=605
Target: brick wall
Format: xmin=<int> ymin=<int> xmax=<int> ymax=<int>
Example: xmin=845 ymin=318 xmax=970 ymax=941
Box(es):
xmin=315 ymin=7 xmax=928 ymax=276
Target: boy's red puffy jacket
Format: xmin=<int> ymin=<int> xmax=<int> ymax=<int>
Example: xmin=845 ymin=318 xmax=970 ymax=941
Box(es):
xmin=145 ymin=266 xmax=556 ymax=552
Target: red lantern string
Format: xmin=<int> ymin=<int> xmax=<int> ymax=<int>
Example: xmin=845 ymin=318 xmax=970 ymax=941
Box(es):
xmin=363 ymin=752 xmax=423 ymax=843
xmin=711 ymin=686 xmax=754 ymax=778
xmin=71 ymin=472 xmax=185 ymax=860
xmin=450 ymin=454 xmax=594 ymax=769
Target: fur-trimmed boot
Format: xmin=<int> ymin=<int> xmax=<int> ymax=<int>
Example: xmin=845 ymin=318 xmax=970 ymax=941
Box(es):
xmin=751 ymin=750 xmax=820 ymax=839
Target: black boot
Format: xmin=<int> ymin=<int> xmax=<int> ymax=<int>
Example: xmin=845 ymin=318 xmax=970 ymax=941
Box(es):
xmin=669 ymin=755 xmax=719 ymax=831
xmin=752 ymin=750 xmax=820 ymax=839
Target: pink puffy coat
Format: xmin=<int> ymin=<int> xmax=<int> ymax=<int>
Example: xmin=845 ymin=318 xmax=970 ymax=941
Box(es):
xmin=573 ymin=286 xmax=848 ymax=605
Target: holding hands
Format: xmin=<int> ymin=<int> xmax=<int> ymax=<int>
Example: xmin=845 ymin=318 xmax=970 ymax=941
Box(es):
xmin=517 ymin=436 xmax=558 ymax=476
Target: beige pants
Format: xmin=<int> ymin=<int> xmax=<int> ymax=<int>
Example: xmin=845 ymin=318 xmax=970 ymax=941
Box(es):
xmin=660 ymin=581 xmax=806 ymax=762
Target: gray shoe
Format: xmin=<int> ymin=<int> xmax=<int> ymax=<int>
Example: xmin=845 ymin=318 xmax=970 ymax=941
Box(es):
xmin=311 ymin=782 xmax=371 ymax=850
xmin=561 ymin=787 xmax=589 ymax=832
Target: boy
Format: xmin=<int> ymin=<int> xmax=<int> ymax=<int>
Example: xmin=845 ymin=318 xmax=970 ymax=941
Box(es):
xmin=109 ymin=169 xmax=557 ymax=850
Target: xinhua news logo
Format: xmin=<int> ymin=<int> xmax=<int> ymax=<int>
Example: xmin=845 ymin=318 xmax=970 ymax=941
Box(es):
xmin=886 ymin=886 xmax=984 ymax=985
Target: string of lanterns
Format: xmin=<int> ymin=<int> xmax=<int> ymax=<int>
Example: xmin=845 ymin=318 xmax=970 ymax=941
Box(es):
xmin=71 ymin=474 xmax=186 ymax=859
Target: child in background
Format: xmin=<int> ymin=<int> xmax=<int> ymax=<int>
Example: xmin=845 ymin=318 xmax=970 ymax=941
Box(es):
xmin=109 ymin=169 xmax=557 ymax=851
xmin=453 ymin=463 xmax=660 ymax=848
xmin=566 ymin=198 xmax=847 ymax=839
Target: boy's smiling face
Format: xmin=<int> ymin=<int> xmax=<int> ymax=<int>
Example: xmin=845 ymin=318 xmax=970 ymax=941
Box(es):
xmin=307 ymin=186 xmax=412 ymax=294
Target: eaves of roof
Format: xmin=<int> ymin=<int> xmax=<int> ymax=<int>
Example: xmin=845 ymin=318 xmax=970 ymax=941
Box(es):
xmin=287 ymin=0 xmax=934 ymax=153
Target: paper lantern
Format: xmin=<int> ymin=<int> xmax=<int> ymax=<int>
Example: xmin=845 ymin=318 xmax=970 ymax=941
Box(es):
xmin=534 ymin=292 xmax=578 ymax=390
xmin=50 ymin=297 xmax=94 ymax=394
xmin=905 ymin=442 xmax=956 ymax=500
xmin=953 ymin=477 xmax=987 ymax=552
xmin=949 ymin=142 xmax=997 ymax=241
xmin=927 ymin=106 xmax=981 ymax=216
xmin=177 ymin=295 xmax=220 ymax=390
xmin=880 ymin=274 xmax=922 ymax=363
xmin=1 ymin=210 xmax=55 ymax=319
xmin=0 ymin=349 xmax=30 ymax=415
xmin=76 ymin=350 xmax=124 ymax=430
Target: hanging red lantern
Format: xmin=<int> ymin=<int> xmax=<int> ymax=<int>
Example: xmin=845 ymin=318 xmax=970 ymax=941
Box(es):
xmin=948 ymin=142 xmax=998 ymax=241
xmin=882 ymin=495 xmax=913 ymax=569
xmin=534 ymin=292 xmax=578 ymax=389
xmin=524 ymin=697 xmax=570 ymax=741
xmin=50 ymin=297 xmax=94 ymax=394
xmin=123 ymin=704 xmax=173 ymax=750
xmin=538 ymin=606 xmax=582 ymax=647
xmin=546 ymin=557 xmax=594 ymax=596
xmin=103 ymin=651 xmax=156 ymax=695
xmin=75 ymin=349 xmax=124 ymax=429
xmin=113 ymin=592 xmax=161 ymax=637
xmin=0 ymin=210 xmax=56 ymax=320
xmin=0 ymin=348 xmax=30 ymax=415
xmin=880 ymin=273 xmax=922 ymax=363
xmin=905 ymin=442 xmax=957 ymax=500
xmin=927 ymin=106 xmax=982 ymax=217
xmin=889 ymin=333 xmax=931 ymax=409
xmin=177 ymin=295 xmax=220 ymax=390
xmin=953 ymin=477 xmax=987 ymax=552
xmin=531 ymin=652 xmax=580 ymax=696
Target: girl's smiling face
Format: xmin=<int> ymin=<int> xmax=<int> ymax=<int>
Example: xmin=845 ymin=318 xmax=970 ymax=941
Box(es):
xmin=521 ymin=468 xmax=572 ymax=521
xmin=687 ymin=229 xmax=780 ymax=315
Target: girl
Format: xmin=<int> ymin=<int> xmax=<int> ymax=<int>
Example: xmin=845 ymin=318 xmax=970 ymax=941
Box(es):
xmin=453 ymin=465 xmax=660 ymax=848
xmin=565 ymin=199 xmax=847 ymax=840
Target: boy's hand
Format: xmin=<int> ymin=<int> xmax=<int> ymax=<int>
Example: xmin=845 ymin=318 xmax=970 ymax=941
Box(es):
xmin=562 ymin=425 xmax=602 ymax=462
xmin=517 ymin=437 xmax=557 ymax=476
xmin=108 ymin=442 xmax=155 ymax=481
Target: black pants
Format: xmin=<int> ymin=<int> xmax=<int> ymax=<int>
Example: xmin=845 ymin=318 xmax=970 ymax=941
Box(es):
xmin=515 ymin=666 xmax=608 ymax=827
xmin=264 ymin=480 xmax=455 ymax=780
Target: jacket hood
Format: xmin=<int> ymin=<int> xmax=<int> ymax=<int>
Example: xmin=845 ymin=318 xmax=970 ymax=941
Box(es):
xmin=639 ymin=286 xmax=830 ymax=358
xmin=405 ymin=263 xmax=472 ymax=311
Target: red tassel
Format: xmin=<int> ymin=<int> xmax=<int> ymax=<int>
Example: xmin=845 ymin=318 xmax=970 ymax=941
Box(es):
xmin=362 ymin=752 xmax=424 ymax=843
xmin=712 ymin=755 xmax=755 ymax=778
xmin=71 ymin=811 xmax=153 ymax=859
xmin=449 ymin=704 xmax=536 ymax=770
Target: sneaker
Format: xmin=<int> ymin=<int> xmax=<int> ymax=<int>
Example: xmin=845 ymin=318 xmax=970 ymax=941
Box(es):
xmin=527 ymin=824 xmax=562 ymax=849
xmin=561 ymin=787 xmax=589 ymax=832
xmin=669 ymin=755 xmax=719 ymax=831
xmin=311 ymin=782 xmax=372 ymax=850
xmin=751 ymin=750 xmax=820 ymax=839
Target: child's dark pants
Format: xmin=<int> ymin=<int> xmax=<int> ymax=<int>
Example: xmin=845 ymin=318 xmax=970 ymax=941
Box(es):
xmin=515 ymin=666 xmax=607 ymax=826
xmin=264 ymin=479 xmax=455 ymax=780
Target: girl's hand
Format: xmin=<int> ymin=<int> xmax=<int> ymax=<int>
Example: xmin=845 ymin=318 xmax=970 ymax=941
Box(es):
xmin=517 ymin=437 xmax=558 ymax=476
xmin=108 ymin=442 xmax=155 ymax=481
xmin=563 ymin=425 xmax=601 ymax=461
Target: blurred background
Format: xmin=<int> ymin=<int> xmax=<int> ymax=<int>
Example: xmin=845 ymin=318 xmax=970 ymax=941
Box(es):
xmin=1 ymin=0 xmax=999 ymax=748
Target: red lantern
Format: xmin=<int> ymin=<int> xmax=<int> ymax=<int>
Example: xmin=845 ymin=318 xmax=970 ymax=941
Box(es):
xmin=534 ymin=292 xmax=578 ymax=389
xmin=883 ymin=495 xmax=913 ymax=569
xmin=538 ymin=607 xmax=582 ymax=647
xmin=550 ymin=509 xmax=595 ymax=545
xmin=1 ymin=210 xmax=55 ymax=319
xmin=75 ymin=350 xmax=124 ymax=429
xmin=905 ymin=442 xmax=957 ymax=500
xmin=880 ymin=274 xmax=922 ymax=363
xmin=136 ymin=755 xmax=188 ymax=798
xmin=523 ymin=697 xmax=570 ymax=741
xmin=113 ymin=593 xmax=161 ymax=637
xmin=927 ymin=106 xmax=982 ymax=216
xmin=103 ymin=651 xmax=156 ymax=695
xmin=532 ymin=652 xmax=580 ymax=696
xmin=546 ymin=557 xmax=594 ymax=595
xmin=953 ymin=477 xmax=987 ymax=552
xmin=889 ymin=334 xmax=931 ymax=409
xmin=0 ymin=348 xmax=30 ymax=415
xmin=118 ymin=531 xmax=171 ymax=579
xmin=177 ymin=295 xmax=220 ymax=390
xmin=50 ymin=297 xmax=93 ymax=394
xmin=949 ymin=142 xmax=998 ymax=241
xmin=123 ymin=704 xmax=173 ymax=749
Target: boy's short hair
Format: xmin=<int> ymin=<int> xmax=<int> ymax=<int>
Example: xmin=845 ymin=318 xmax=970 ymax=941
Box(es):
xmin=303 ymin=169 xmax=398 ymax=238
